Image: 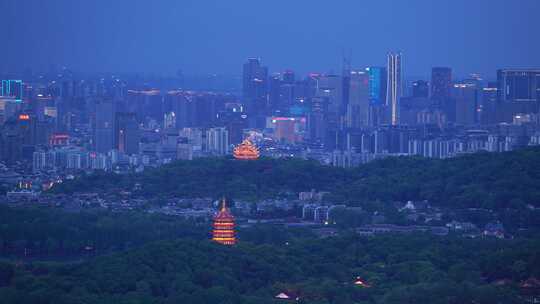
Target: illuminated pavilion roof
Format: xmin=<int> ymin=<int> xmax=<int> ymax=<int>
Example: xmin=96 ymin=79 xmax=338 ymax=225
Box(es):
xmin=233 ymin=139 xmax=260 ymax=160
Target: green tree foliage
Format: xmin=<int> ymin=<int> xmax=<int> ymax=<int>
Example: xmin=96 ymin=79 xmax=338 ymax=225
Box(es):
xmin=52 ymin=148 xmax=540 ymax=212
xmin=0 ymin=235 xmax=537 ymax=303
xmin=0 ymin=205 xmax=208 ymax=258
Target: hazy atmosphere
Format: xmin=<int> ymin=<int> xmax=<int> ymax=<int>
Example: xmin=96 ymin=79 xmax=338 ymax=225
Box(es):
xmin=1 ymin=0 xmax=539 ymax=77
xmin=1 ymin=1 xmax=540 ymax=303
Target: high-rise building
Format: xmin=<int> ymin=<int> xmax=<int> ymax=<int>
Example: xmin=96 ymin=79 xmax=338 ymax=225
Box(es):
xmin=386 ymin=53 xmax=402 ymax=125
xmin=0 ymin=96 xmax=21 ymax=124
xmin=268 ymin=71 xmax=297 ymax=115
xmin=480 ymin=83 xmax=499 ymax=125
xmin=367 ymin=67 xmax=387 ymax=127
xmin=431 ymin=67 xmax=452 ymax=101
xmin=451 ymin=83 xmax=478 ymax=125
xmin=269 ymin=74 xmax=282 ymax=114
xmin=165 ymin=91 xmax=226 ymax=129
xmin=126 ymin=89 xmax=163 ymax=123
xmin=497 ymin=69 xmax=540 ymax=122
xmin=347 ymin=70 xmax=370 ymax=128
xmin=341 ymin=58 xmax=351 ymax=118
xmin=167 ymin=91 xmax=194 ymax=129
xmin=242 ymin=58 xmax=268 ymax=126
xmin=308 ymin=96 xmax=327 ymax=145
xmin=412 ymin=80 xmax=429 ymax=98
xmin=206 ymin=127 xmax=229 ymax=156
xmin=366 ymin=67 xmax=387 ymax=105
xmin=267 ymin=116 xmax=305 ymax=143
xmin=1 ymin=80 xmax=23 ymax=102
xmin=179 ymin=128 xmax=204 ymax=151
xmin=497 ymin=69 xmax=540 ymax=102
xmin=315 ymin=74 xmax=343 ymax=147
xmin=316 ymin=74 xmax=343 ymax=117
xmin=115 ymin=112 xmax=140 ymax=155
xmin=94 ymin=99 xmax=116 ymax=153
xmin=0 ymin=117 xmax=28 ymax=163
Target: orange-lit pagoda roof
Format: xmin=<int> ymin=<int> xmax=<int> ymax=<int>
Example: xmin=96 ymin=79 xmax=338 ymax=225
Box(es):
xmin=233 ymin=139 xmax=260 ymax=160
xmin=212 ymin=199 xmax=236 ymax=245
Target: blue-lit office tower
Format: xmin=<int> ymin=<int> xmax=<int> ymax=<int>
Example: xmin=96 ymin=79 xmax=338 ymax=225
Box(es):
xmin=367 ymin=67 xmax=387 ymax=105
xmin=1 ymin=80 xmax=23 ymax=102
xmin=367 ymin=67 xmax=387 ymax=126
xmin=497 ymin=69 xmax=540 ymax=122
xmin=242 ymin=58 xmax=268 ymax=128
xmin=386 ymin=53 xmax=402 ymax=125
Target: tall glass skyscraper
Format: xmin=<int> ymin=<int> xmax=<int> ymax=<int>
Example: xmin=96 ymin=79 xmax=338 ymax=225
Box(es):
xmin=242 ymin=58 xmax=269 ymax=128
xmin=367 ymin=67 xmax=387 ymax=105
xmin=386 ymin=53 xmax=402 ymax=125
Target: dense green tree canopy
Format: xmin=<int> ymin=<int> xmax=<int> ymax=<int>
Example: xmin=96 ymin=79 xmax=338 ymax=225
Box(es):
xmin=52 ymin=148 xmax=540 ymax=211
xmin=0 ymin=234 xmax=538 ymax=304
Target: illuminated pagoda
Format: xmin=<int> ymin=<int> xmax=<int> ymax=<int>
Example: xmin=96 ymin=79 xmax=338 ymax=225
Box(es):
xmin=212 ymin=199 xmax=237 ymax=245
xmin=233 ymin=139 xmax=260 ymax=160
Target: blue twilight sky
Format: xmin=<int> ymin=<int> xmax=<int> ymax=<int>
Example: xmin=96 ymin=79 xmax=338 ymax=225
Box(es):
xmin=1 ymin=0 xmax=539 ymax=79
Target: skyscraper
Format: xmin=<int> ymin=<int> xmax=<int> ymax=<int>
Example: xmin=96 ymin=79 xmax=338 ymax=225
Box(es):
xmin=115 ymin=112 xmax=140 ymax=155
xmin=126 ymin=89 xmax=163 ymax=124
xmin=386 ymin=53 xmax=402 ymax=125
xmin=308 ymin=96 xmax=327 ymax=146
xmin=347 ymin=70 xmax=370 ymax=128
xmin=497 ymin=69 xmax=540 ymax=102
xmin=1 ymin=80 xmax=23 ymax=102
xmin=431 ymin=67 xmax=452 ymax=101
xmin=268 ymin=71 xmax=297 ymax=115
xmin=242 ymin=58 xmax=268 ymax=127
xmin=451 ymin=83 xmax=478 ymax=125
xmin=317 ymin=74 xmax=343 ymax=117
xmin=269 ymin=74 xmax=282 ymax=113
xmin=94 ymin=99 xmax=115 ymax=153
xmin=366 ymin=67 xmax=387 ymax=105
xmin=480 ymin=83 xmax=499 ymax=125
xmin=497 ymin=69 xmax=540 ymax=122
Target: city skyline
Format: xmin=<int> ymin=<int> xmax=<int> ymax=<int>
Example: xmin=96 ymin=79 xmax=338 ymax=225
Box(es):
xmin=1 ymin=0 xmax=539 ymax=77
xmin=0 ymin=2 xmax=540 ymax=302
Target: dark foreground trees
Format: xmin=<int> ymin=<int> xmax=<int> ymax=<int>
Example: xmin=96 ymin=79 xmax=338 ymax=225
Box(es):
xmin=0 ymin=233 xmax=538 ymax=304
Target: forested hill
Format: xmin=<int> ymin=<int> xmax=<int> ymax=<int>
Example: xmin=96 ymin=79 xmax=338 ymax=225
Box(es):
xmin=52 ymin=147 xmax=540 ymax=209
xmin=1 ymin=235 xmax=538 ymax=304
